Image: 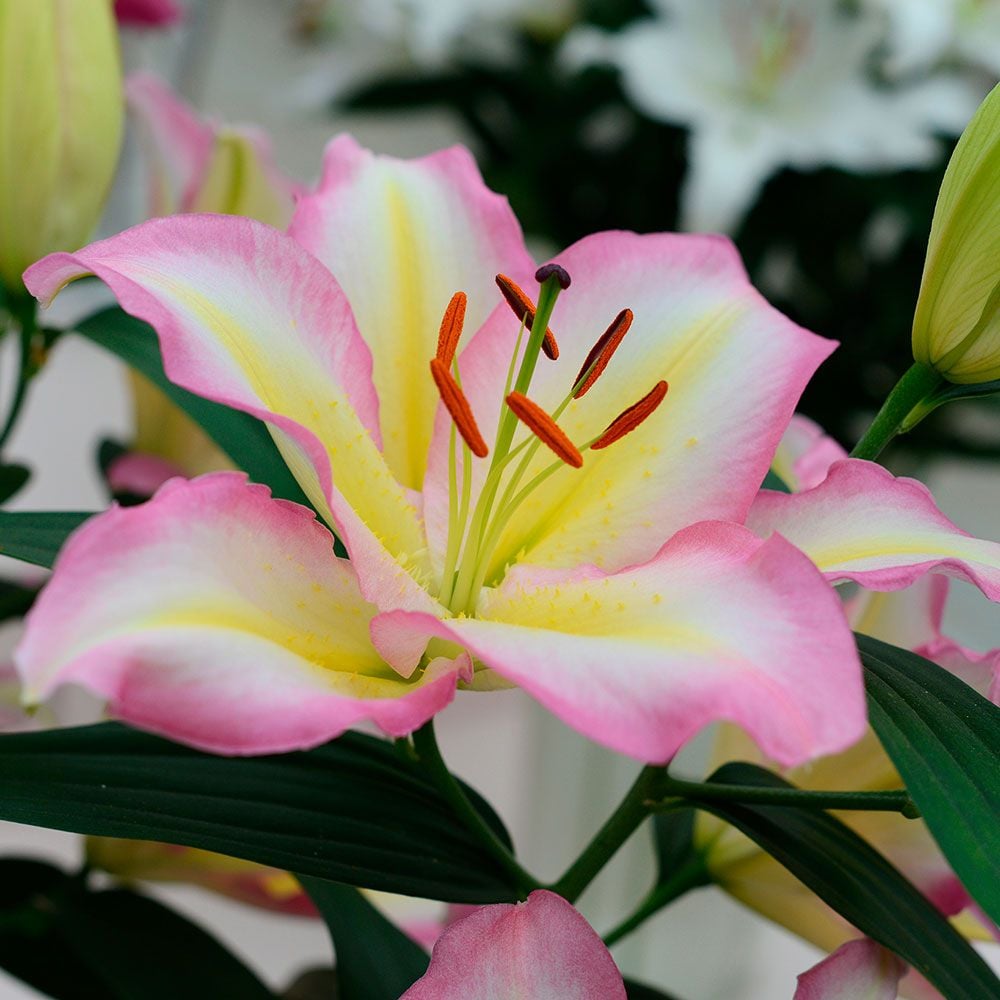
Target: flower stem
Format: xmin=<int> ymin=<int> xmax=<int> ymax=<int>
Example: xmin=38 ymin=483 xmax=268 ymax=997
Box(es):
xmin=654 ymin=776 xmax=919 ymax=818
xmin=602 ymin=855 xmax=709 ymax=948
xmin=411 ymin=720 xmax=540 ymax=897
xmin=550 ymin=766 xmax=664 ymax=903
xmin=0 ymin=297 xmax=40 ymax=453
xmin=850 ymin=362 xmax=942 ymax=461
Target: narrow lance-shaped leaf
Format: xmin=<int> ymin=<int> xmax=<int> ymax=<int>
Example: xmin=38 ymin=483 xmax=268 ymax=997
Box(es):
xmin=692 ymin=762 xmax=1000 ymax=1000
xmin=0 ymin=722 xmax=520 ymax=904
xmin=858 ymin=632 xmax=1000 ymax=926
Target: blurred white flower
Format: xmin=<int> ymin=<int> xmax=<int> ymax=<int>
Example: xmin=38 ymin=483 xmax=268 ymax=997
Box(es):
xmin=325 ymin=0 xmax=575 ymax=66
xmin=564 ymin=0 xmax=980 ymax=233
xmin=870 ymin=0 xmax=1000 ymax=77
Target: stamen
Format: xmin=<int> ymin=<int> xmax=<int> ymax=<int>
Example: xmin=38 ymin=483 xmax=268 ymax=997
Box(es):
xmin=495 ymin=274 xmax=560 ymax=360
xmin=436 ymin=291 xmax=467 ymax=368
xmin=591 ymin=380 xmax=669 ymax=450
xmin=505 ymin=392 xmax=583 ymax=468
xmin=535 ymin=262 xmax=572 ymax=289
xmin=431 ymin=358 xmax=488 ymax=458
xmin=573 ymin=308 xmax=634 ymax=398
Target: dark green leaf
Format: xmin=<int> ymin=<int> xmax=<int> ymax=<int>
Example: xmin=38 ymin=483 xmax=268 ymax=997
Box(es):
xmin=651 ymin=809 xmax=699 ymax=882
xmin=693 ymin=762 xmax=1000 ymax=1000
xmin=0 ymin=463 xmax=29 ymax=504
xmin=859 ymin=632 xmax=1000 ymax=926
xmin=300 ymin=877 xmax=429 ymax=999
xmin=0 ymin=722 xmax=518 ymax=903
xmin=74 ymin=308 xmax=312 ymax=509
xmin=0 ymin=577 xmax=39 ymax=620
xmin=0 ymin=510 xmax=93 ymax=567
xmin=760 ymin=469 xmax=791 ymax=492
xmin=0 ymin=857 xmax=274 ymax=999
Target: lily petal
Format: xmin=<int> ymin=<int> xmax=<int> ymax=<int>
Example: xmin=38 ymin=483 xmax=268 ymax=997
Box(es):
xmin=24 ymin=216 xmax=439 ymax=614
xmin=427 ymin=231 xmax=835 ymax=579
xmin=400 ymin=890 xmax=626 ymax=1000
xmin=289 ymin=136 xmax=534 ymax=490
xmin=372 ymin=522 xmax=865 ymax=766
xmin=14 ymin=473 xmax=457 ymax=754
xmin=747 ymin=459 xmax=1000 ymax=599
xmin=772 ymin=414 xmax=847 ymax=492
xmin=794 ymin=939 xmax=904 ymax=1000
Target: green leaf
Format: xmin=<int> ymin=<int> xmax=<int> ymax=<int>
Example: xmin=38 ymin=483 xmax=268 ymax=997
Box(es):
xmin=651 ymin=809 xmax=700 ymax=882
xmin=74 ymin=308 xmax=312 ymax=509
xmin=760 ymin=468 xmax=791 ymax=493
xmin=0 ymin=510 xmax=93 ymax=567
xmin=300 ymin=877 xmax=429 ymax=999
xmin=0 ymin=722 xmax=518 ymax=903
xmin=0 ymin=857 xmax=275 ymax=999
xmin=859 ymin=632 xmax=1000 ymax=926
xmin=693 ymin=762 xmax=1000 ymax=1000
xmin=0 ymin=577 xmax=39 ymax=620
xmin=0 ymin=463 xmax=29 ymax=503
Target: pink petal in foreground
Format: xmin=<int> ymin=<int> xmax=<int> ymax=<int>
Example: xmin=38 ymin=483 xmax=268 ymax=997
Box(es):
xmin=400 ymin=890 xmax=626 ymax=1000
xmin=747 ymin=459 xmax=1000 ymax=600
xmin=794 ymin=939 xmax=905 ymax=1000
xmin=14 ymin=473 xmax=457 ymax=755
xmin=373 ymin=521 xmax=866 ymax=767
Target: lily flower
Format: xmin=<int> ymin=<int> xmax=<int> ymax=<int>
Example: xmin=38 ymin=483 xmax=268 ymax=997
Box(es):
xmin=795 ymin=939 xmax=906 ymax=1000
xmin=564 ymin=0 xmax=978 ymax=232
xmin=700 ymin=418 xmax=999 ymax=994
xmin=400 ymin=890 xmax=626 ymax=999
xmin=15 ymin=138 xmax=1000 ymax=765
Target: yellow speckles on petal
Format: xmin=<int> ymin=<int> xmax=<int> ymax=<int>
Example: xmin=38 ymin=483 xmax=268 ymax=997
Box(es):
xmin=686 ymin=437 xmax=698 ymax=448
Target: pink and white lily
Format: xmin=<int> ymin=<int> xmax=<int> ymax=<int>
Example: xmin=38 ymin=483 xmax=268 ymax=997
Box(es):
xmin=400 ymin=890 xmax=626 ymax=999
xmin=15 ymin=137 xmax=1000 ymax=766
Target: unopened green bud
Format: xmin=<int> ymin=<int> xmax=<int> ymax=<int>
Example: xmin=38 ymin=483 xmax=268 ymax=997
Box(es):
xmin=912 ymin=83 xmax=1000 ymax=383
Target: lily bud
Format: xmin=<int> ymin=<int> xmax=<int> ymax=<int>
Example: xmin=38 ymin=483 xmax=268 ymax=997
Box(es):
xmin=911 ymin=82 xmax=1000 ymax=384
xmin=0 ymin=0 xmax=123 ymax=294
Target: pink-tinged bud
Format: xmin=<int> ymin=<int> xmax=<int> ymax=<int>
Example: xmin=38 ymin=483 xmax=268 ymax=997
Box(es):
xmin=0 ymin=0 xmax=123 ymax=293
xmin=86 ymin=838 xmax=317 ymax=917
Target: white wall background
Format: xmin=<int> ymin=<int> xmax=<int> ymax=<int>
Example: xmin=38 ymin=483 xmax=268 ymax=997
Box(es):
xmin=0 ymin=2 xmax=997 ymax=997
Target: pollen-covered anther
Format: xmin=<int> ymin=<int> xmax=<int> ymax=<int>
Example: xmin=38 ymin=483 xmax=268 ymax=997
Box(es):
xmin=431 ymin=358 xmax=488 ymax=458
xmin=495 ymin=273 xmax=560 ymax=360
xmin=436 ymin=291 xmax=467 ymax=368
xmin=573 ymin=308 xmax=634 ymax=398
xmin=506 ymin=391 xmax=583 ymax=468
xmin=591 ymin=380 xmax=669 ymax=451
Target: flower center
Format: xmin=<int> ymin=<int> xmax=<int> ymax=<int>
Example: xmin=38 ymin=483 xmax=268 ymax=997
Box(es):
xmin=431 ymin=265 xmax=668 ymax=616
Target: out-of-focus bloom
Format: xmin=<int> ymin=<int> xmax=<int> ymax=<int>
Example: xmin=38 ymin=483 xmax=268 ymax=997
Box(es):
xmin=400 ymin=890 xmax=626 ymax=999
xmin=0 ymin=0 xmax=123 ymax=293
xmin=327 ymin=0 xmax=574 ymax=66
xmin=86 ymin=838 xmax=315 ymax=916
xmin=0 ymin=663 xmax=39 ymax=732
xmin=17 ymin=137 xmax=1000 ymax=766
xmin=564 ymin=0 xmax=977 ymax=233
xmin=870 ymin=0 xmax=1000 ymax=78
xmin=126 ymin=73 xmax=299 ymax=229
xmin=700 ymin=418 xmax=1000 ymax=998
xmin=795 ymin=939 xmax=906 ymax=1000
xmin=911 ymin=83 xmax=1000 ymax=384
xmin=115 ymin=0 xmax=182 ymax=28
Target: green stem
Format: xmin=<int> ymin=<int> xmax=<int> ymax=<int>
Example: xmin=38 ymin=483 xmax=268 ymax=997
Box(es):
xmin=411 ymin=721 xmax=540 ymax=896
xmin=850 ymin=362 xmax=943 ymax=461
xmin=655 ymin=777 xmax=919 ymax=818
xmin=550 ymin=766 xmax=664 ymax=903
xmin=602 ymin=856 xmax=709 ymax=948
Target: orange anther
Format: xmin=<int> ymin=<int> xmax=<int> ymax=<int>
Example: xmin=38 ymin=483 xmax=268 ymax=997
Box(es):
xmin=506 ymin=392 xmax=583 ymax=468
xmin=436 ymin=291 xmax=467 ymax=368
xmin=495 ymin=274 xmax=560 ymax=360
xmin=431 ymin=358 xmax=488 ymax=458
xmin=573 ymin=308 xmax=634 ymax=398
xmin=591 ymin=381 xmax=669 ymax=451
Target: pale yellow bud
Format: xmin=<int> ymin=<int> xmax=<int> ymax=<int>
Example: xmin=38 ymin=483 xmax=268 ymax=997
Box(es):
xmin=912 ymin=83 xmax=1000 ymax=384
xmin=0 ymin=0 xmax=123 ymax=293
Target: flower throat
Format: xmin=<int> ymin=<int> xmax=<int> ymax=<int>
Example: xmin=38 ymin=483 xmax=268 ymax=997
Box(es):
xmin=432 ymin=264 xmax=668 ymax=616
